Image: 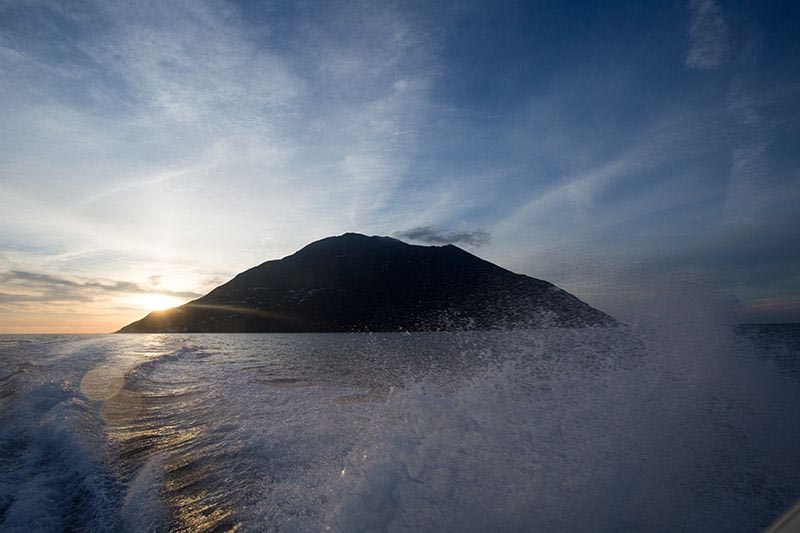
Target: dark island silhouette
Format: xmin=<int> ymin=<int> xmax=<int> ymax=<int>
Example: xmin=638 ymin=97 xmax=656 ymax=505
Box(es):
xmin=118 ymin=233 xmax=617 ymax=333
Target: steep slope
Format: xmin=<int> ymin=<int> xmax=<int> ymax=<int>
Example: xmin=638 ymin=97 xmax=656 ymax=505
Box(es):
xmin=118 ymin=233 xmax=617 ymax=332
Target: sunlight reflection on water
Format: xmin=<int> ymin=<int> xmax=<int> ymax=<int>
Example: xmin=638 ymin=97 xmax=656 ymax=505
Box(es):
xmin=80 ymin=365 xmax=126 ymax=401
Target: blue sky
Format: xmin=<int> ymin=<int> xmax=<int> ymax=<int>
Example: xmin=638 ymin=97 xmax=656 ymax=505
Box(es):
xmin=0 ymin=0 xmax=798 ymax=331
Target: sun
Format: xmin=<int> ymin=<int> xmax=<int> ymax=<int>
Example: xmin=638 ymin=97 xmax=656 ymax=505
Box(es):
xmin=134 ymin=293 xmax=185 ymax=311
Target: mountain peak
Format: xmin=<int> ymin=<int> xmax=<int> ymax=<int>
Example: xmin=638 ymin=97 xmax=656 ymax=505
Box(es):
xmin=305 ymin=232 xmax=403 ymax=247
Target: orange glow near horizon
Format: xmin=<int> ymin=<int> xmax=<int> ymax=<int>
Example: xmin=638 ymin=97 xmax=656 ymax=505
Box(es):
xmin=0 ymin=292 xmax=190 ymax=334
xmin=124 ymin=293 xmax=186 ymax=312
xmin=0 ymin=312 xmax=139 ymax=334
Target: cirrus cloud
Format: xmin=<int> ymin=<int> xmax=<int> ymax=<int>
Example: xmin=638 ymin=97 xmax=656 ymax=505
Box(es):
xmin=685 ymin=0 xmax=729 ymax=70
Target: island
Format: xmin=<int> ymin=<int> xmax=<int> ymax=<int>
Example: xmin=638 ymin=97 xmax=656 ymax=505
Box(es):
xmin=118 ymin=233 xmax=617 ymax=333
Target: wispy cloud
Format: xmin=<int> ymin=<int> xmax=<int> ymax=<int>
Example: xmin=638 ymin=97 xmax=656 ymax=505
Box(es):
xmin=493 ymin=108 xmax=725 ymax=240
xmin=0 ymin=0 xmax=439 ymax=291
xmin=395 ymin=226 xmax=491 ymax=247
xmin=0 ymin=270 xmax=202 ymax=308
xmin=685 ymin=0 xmax=729 ymax=70
xmin=723 ymin=81 xmax=800 ymax=225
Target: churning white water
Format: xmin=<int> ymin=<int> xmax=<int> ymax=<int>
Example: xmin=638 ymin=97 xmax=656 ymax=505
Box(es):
xmin=0 ymin=321 xmax=798 ymax=531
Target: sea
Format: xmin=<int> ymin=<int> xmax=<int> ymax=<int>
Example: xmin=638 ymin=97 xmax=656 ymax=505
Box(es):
xmin=0 ymin=323 xmax=798 ymax=532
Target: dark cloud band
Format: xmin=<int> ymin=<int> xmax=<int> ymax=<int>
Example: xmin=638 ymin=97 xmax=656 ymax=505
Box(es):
xmin=0 ymin=270 xmax=202 ymax=306
xmin=395 ymin=226 xmax=491 ymax=247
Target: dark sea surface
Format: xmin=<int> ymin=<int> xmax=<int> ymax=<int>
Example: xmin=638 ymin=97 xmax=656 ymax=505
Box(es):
xmin=0 ymin=324 xmax=799 ymax=532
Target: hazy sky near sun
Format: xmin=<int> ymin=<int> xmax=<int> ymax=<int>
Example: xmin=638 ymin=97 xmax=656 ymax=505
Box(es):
xmin=1 ymin=0 xmax=799 ymax=332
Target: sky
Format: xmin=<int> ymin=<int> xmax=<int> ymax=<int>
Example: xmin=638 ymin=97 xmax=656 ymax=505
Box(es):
xmin=0 ymin=0 xmax=798 ymax=332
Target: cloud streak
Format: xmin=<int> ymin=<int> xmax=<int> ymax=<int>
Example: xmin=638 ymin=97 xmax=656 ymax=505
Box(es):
xmin=685 ymin=0 xmax=729 ymax=70
xmin=395 ymin=226 xmax=491 ymax=247
xmin=0 ymin=270 xmax=202 ymax=307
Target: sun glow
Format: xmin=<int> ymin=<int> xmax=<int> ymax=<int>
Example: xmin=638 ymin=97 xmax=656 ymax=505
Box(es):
xmin=131 ymin=293 xmax=185 ymax=311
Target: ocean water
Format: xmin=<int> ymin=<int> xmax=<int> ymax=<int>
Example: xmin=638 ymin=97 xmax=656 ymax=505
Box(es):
xmin=0 ymin=324 xmax=798 ymax=532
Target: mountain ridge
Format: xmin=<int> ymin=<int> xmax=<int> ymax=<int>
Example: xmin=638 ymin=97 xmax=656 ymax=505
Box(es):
xmin=118 ymin=233 xmax=617 ymax=333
